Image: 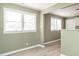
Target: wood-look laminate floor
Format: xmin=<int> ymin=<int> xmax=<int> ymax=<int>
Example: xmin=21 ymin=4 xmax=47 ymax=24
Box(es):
xmin=9 ymin=40 xmax=60 ymax=56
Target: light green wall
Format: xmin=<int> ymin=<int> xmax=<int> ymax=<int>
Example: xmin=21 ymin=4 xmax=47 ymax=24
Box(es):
xmin=0 ymin=3 xmax=68 ymax=55
xmin=61 ymin=30 xmax=79 ymax=56
xmin=44 ymin=14 xmax=62 ymax=42
xmin=0 ymin=3 xmax=41 ymax=54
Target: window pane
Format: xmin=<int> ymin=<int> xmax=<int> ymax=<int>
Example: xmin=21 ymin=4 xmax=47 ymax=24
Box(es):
xmin=24 ymin=14 xmax=35 ymax=22
xmin=24 ymin=14 xmax=36 ymax=31
xmin=4 ymin=8 xmax=22 ymax=32
xmin=51 ymin=17 xmax=61 ymax=31
xmin=5 ymin=22 xmax=22 ymax=31
xmin=51 ymin=18 xmax=57 ymax=30
xmin=56 ymin=19 xmax=61 ymax=30
xmin=66 ymin=19 xmax=75 ymax=30
xmin=5 ymin=9 xmax=22 ymax=22
xmin=24 ymin=23 xmax=35 ymax=30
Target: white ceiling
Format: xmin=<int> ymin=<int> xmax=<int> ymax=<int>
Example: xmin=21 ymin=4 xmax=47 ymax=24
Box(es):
xmin=14 ymin=3 xmax=79 ymax=17
xmin=50 ymin=9 xmax=79 ymax=17
xmin=15 ymin=3 xmax=56 ymax=11
xmin=49 ymin=4 xmax=79 ymax=17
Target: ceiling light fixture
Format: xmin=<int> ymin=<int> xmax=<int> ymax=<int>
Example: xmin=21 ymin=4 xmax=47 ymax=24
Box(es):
xmin=76 ymin=8 xmax=79 ymax=11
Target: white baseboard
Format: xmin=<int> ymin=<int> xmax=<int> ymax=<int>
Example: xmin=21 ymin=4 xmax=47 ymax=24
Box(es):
xmin=38 ymin=44 xmax=45 ymax=48
xmin=39 ymin=39 xmax=60 ymax=48
xmin=61 ymin=54 xmax=66 ymax=56
xmin=0 ymin=44 xmax=42 ymax=56
xmin=0 ymin=39 xmax=60 ymax=56
xmin=44 ymin=39 xmax=60 ymax=45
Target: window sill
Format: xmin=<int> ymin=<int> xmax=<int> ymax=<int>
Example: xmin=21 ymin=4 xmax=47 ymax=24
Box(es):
xmin=3 ymin=31 xmax=36 ymax=34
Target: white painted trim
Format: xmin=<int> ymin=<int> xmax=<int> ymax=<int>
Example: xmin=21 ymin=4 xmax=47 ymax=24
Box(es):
xmin=0 ymin=39 xmax=60 ymax=56
xmin=44 ymin=39 xmax=60 ymax=45
xmin=0 ymin=44 xmax=42 ymax=56
xmin=61 ymin=54 xmax=66 ymax=56
xmin=38 ymin=44 xmax=45 ymax=48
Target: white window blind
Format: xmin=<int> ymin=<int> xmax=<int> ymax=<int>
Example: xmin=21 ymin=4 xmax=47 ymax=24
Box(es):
xmin=4 ymin=8 xmax=36 ymax=33
xmin=51 ymin=17 xmax=61 ymax=31
xmin=4 ymin=9 xmax=22 ymax=32
xmin=24 ymin=14 xmax=36 ymax=32
xmin=66 ymin=19 xmax=75 ymax=30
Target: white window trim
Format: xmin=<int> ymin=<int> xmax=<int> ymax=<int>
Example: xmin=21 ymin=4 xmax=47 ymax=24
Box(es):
xmin=3 ymin=8 xmax=37 ymax=34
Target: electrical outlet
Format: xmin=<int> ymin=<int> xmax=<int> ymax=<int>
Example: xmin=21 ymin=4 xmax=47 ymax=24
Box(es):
xmin=26 ymin=43 xmax=29 ymax=46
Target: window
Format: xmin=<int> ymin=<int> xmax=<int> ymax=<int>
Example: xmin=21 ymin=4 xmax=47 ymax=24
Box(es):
xmin=4 ymin=8 xmax=36 ymax=33
xmin=4 ymin=8 xmax=22 ymax=32
xmin=51 ymin=17 xmax=61 ymax=31
xmin=66 ymin=19 xmax=75 ymax=30
xmin=24 ymin=14 xmax=36 ymax=32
